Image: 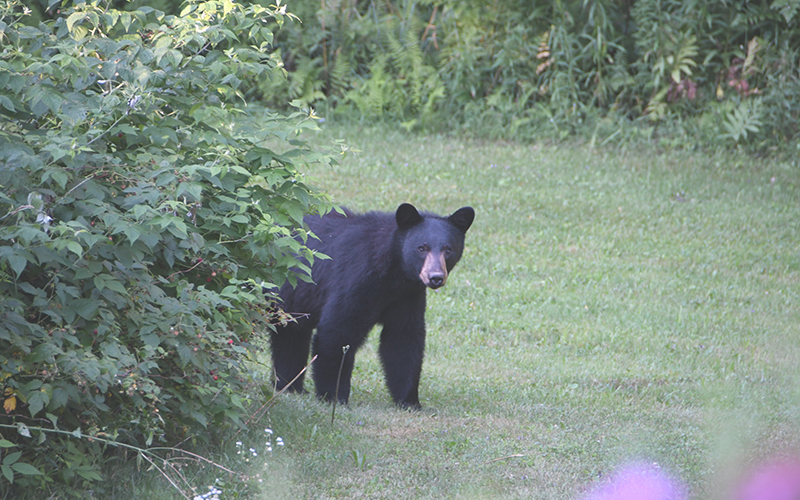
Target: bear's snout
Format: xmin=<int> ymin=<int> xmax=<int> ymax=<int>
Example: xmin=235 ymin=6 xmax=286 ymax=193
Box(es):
xmin=427 ymin=273 xmax=446 ymax=289
xmin=420 ymin=252 xmax=448 ymax=289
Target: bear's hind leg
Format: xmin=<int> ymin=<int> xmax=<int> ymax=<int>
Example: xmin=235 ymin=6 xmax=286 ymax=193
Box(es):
xmin=311 ymin=328 xmax=358 ymax=405
xmin=270 ymin=320 xmax=313 ymax=393
xmin=311 ymin=303 xmax=378 ymax=405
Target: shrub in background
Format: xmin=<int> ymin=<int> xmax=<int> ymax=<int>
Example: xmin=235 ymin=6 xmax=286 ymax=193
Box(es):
xmin=257 ymin=0 xmax=446 ymax=130
xmin=0 ymin=0 xmax=335 ymax=495
xmin=265 ymin=0 xmax=800 ymax=151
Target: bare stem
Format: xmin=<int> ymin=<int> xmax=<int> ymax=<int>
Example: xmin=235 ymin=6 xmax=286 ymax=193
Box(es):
xmin=238 ymin=354 xmax=318 ymax=434
xmin=331 ymin=344 xmax=350 ymax=426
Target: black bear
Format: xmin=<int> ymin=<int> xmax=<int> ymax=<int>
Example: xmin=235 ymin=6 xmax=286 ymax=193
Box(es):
xmin=270 ymin=203 xmax=474 ymax=409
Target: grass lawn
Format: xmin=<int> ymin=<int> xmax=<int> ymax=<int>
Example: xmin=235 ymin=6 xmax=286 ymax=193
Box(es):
xmin=115 ymin=126 xmax=800 ymax=499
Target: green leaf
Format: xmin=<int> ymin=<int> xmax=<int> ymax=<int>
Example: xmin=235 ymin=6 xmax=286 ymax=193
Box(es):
xmin=190 ymin=410 xmax=208 ymax=427
xmin=284 ymin=202 xmax=305 ymax=224
xmin=140 ymin=331 xmax=160 ymax=347
xmin=120 ymin=12 xmax=132 ymax=32
xmin=41 ymin=168 xmax=69 ymax=189
xmin=6 ymin=254 xmax=26 ymax=278
xmin=40 ymin=90 xmax=64 ymax=115
xmin=1 ymin=465 xmax=12 ymax=484
xmin=27 ymin=391 xmax=46 ymax=418
xmin=11 ymin=462 xmax=43 ymax=476
xmin=93 ymin=275 xmax=106 ymax=291
xmin=66 ymin=11 xmax=85 ymax=31
xmin=0 ymin=440 xmax=15 ymax=448
xmin=103 ymin=278 xmax=129 ymax=295
xmin=74 ymin=465 xmax=101 ymax=481
xmin=175 ymin=182 xmax=203 ymax=201
xmin=177 ymin=344 xmax=193 ymax=366
xmin=71 ymin=299 xmax=99 ymax=320
xmin=123 ymin=224 xmax=141 ymax=245
xmin=3 ymin=451 xmax=21 ymax=466
xmin=72 ymin=25 xmax=88 ymax=41
xmin=167 ymin=220 xmax=188 ymax=238
xmin=66 ymin=241 xmax=83 ymax=257
xmin=0 ymin=95 xmax=14 ymax=112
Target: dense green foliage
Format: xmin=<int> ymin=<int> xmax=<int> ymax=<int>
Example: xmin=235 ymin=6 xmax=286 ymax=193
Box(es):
xmin=0 ymin=0 xmax=336 ymax=495
xmin=265 ymin=0 xmax=800 ymax=150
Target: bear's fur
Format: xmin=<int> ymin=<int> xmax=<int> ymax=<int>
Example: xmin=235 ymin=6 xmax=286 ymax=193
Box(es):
xmin=270 ymin=203 xmax=474 ymax=408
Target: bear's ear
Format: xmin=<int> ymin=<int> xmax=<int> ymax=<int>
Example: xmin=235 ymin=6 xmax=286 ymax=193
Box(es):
xmin=448 ymin=207 xmax=475 ymax=234
xmin=396 ymin=203 xmax=423 ymax=229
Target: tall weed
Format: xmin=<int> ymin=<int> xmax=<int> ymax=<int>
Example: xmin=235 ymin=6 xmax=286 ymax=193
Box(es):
xmin=267 ymin=0 xmax=800 ymax=152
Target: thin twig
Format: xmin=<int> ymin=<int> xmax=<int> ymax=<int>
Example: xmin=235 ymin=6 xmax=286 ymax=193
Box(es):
xmin=147 ymin=447 xmax=238 ymax=476
xmin=61 ymin=174 xmax=96 ymax=201
xmin=420 ymin=6 xmax=438 ymax=46
xmin=138 ymin=453 xmax=192 ymax=500
xmin=218 ymin=233 xmax=253 ymax=245
xmin=0 ymin=204 xmax=33 ymax=221
xmin=237 ymin=355 xmax=318 ymax=435
xmin=166 ymin=259 xmax=205 ymax=281
xmin=181 ymin=42 xmax=212 ymax=69
xmin=86 ymin=112 xmax=126 ymax=146
xmin=331 ymin=345 xmax=350 ymax=426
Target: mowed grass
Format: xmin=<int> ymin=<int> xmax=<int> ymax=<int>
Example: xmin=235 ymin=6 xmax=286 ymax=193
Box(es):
xmin=115 ymin=126 xmax=800 ymax=500
xmin=246 ymin=127 xmax=800 ymax=500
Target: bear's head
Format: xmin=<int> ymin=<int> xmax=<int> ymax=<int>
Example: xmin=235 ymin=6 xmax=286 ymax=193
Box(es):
xmin=396 ymin=203 xmax=475 ymax=289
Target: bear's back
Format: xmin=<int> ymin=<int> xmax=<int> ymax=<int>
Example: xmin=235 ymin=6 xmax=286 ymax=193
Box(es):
xmin=306 ymin=208 xmax=397 ymax=254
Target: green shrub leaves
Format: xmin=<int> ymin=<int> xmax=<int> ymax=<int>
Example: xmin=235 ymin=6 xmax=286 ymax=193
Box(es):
xmin=0 ymin=0 xmax=334 ymax=493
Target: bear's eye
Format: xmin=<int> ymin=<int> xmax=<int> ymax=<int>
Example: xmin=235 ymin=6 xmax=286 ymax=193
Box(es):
xmin=418 ymin=244 xmax=428 ymax=253
xmin=444 ymin=247 xmax=452 ymax=256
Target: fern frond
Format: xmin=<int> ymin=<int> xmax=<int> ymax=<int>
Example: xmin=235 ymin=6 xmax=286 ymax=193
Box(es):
xmin=722 ymin=97 xmax=764 ymax=143
xmin=402 ymin=27 xmax=424 ymax=109
xmin=330 ymin=54 xmax=353 ymax=95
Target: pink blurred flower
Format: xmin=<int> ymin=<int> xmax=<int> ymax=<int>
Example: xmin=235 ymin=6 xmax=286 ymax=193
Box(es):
xmin=586 ymin=463 xmax=687 ymax=500
xmin=738 ymin=458 xmax=800 ymax=500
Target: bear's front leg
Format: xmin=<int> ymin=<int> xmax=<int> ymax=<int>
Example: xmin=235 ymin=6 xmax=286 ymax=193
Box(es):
xmin=270 ymin=320 xmax=314 ymax=393
xmin=378 ymin=291 xmax=427 ymax=410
